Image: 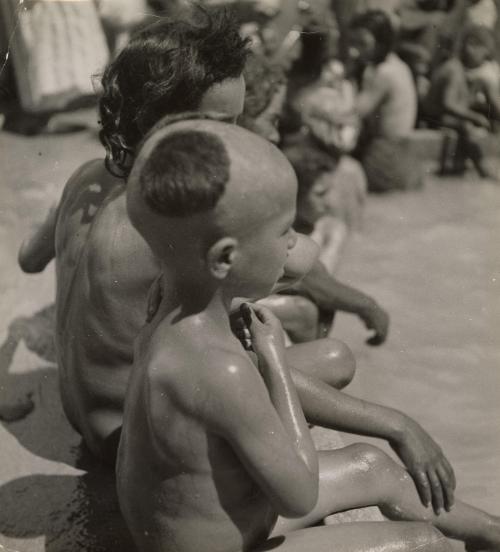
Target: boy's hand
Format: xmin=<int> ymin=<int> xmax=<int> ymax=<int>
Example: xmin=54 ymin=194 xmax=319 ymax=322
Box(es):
xmin=391 ymin=418 xmax=456 ymax=515
xmin=359 ymin=301 xmax=389 ymax=346
xmin=239 ymin=303 xmax=286 ymax=357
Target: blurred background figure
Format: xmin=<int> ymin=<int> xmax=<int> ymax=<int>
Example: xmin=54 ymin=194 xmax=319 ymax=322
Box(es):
xmin=422 ymin=25 xmax=499 ymax=178
xmin=346 ymin=10 xmax=423 ymax=192
xmin=1 ymin=0 xmax=110 ymax=133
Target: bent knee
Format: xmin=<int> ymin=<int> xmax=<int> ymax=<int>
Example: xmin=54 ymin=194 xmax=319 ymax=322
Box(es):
xmin=348 ymin=443 xmax=395 ymax=473
xmin=285 ymin=296 xmax=319 ymax=342
xmin=292 ymin=296 xmax=319 ymax=327
xmin=318 ymin=338 xmax=356 ymax=388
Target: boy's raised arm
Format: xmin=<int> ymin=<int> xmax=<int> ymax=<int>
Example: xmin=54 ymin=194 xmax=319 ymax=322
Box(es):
xmin=443 ymin=66 xmax=490 ymax=128
xmin=194 ymin=333 xmax=318 ymax=518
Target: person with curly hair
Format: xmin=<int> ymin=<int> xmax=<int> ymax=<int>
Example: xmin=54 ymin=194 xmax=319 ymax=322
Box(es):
xmin=18 ymin=6 xmax=250 ymax=463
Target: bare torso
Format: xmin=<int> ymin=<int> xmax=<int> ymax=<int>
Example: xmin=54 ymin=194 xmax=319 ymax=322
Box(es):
xmin=117 ymin=315 xmax=277 ymax=552
xmin=55 ymin=159 xmax=159 ymax=461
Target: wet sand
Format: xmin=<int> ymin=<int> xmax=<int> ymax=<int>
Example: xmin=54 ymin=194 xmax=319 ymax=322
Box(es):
xmin=0 ymin=128 xmax=499 ymax=551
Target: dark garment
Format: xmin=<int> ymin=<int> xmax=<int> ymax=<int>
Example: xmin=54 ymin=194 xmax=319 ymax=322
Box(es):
xmin=357 ymin=136 xmax=424 ymax=193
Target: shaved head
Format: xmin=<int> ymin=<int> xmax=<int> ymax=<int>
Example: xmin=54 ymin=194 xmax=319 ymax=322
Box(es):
xmin=127 ymin=119 xmax=297 ymax=262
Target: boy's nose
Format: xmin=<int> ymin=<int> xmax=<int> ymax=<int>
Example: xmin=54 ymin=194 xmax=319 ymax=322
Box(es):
xmin=288 ymin=229 xmax=298 ymax=250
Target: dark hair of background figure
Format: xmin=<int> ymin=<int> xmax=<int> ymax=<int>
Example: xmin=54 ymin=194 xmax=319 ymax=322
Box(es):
xmin=98 ymin=5 xmax=250 ymax=178
xmin=283 ymin=142 xmax=336 ymax=198
xmin=349 ymin=9 xmax=395 ymax=65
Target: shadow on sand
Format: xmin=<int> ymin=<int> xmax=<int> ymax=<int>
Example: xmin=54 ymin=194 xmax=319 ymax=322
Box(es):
xmin=0 ymin=309 xmax=136 ymax=552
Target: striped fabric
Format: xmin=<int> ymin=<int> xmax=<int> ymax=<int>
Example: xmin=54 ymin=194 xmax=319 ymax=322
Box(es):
xmin=1 ymin=0 xmax=109 ymax=112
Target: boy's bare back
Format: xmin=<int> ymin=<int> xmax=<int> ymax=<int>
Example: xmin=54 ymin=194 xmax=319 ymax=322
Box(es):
xmin=54 ymin=159 xmax=158 ymax=457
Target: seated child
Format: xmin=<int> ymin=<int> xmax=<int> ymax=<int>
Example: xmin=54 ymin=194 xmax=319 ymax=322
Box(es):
xmin=347 ymin=10 xmax=424 ymax=192
xmin=284 ymin=141 xmax=350 ymax=272
xmin=240 ymin=54 xmax=389 ymax=344
xmin=422 ymin=29 xmax=496 ymax=178
xmin=462 ymin=25 xmax=500 ymax=126
xmin=118 ymin=116 xmax=500 ymax=552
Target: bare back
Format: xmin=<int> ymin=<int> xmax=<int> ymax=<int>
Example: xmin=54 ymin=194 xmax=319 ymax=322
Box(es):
xmin=117 ymin=316 xmax=277 ymax=552
xmin=55 ymin=159 xmax=159 ymax=461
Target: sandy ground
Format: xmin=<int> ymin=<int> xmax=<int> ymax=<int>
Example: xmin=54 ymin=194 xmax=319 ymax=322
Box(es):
xmin=0 ymin=127 xmax=499 ymax=551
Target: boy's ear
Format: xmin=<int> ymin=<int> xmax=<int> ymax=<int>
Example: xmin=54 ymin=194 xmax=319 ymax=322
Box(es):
xmin=207 ymin=237 xmax=238 ymax=280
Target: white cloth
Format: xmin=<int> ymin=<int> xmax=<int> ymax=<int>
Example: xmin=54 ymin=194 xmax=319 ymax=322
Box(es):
xmin=2 ymin=0 xmax=109 ymax=112
xmin=467 ymin=0 xmax=497 ymax=29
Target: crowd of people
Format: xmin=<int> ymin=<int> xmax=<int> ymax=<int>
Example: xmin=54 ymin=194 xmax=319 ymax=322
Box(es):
xmin=2 ymin=1 xmax=500 ymax=551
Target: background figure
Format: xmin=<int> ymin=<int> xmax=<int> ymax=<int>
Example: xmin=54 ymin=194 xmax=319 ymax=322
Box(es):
xmin=347 ymin=10 xmax=424 ymax=192
xmin=0 ymin=0 xmax=109 ymax=126
xmin=241 ymin=53 xmax=389 ymax=344
xmin=422 ymin=27 xmax=498 ymax=178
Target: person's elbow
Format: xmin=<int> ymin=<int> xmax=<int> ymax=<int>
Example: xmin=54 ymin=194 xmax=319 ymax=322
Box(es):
xmin=18 ymin=243 xmax=52 ymax=273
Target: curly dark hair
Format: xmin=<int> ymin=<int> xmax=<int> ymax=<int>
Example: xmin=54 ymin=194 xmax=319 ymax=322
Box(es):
xmin=349 ymin=10 xmax=395 ymax=65
xmin=98 ymin=6 xmax=250 ymax=177
xmin=282 ymin=140 xmax=336 ymax=199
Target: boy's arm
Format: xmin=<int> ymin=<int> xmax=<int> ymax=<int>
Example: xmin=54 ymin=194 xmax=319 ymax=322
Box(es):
xmin=355 ymin=71 xmax=389 ymax=120
xmin=290 ymin=367 xmax=456 ymax=512
xmin=481 ymin=78 xmax=500 ymax=121
xmin=18 ymin=202 xmax=58 ymax=273
xmin=242 ymin=303 xmax=318 ymax=476
xmin=197 ymin=344 xmax=318 ymax=518
xmin=442 ymin=66 xmax=490 ymax=127
xmin=298 ymin=259 xmax=389 ymax=345
xmin=312 ymin=217 xmax=347 ymax=274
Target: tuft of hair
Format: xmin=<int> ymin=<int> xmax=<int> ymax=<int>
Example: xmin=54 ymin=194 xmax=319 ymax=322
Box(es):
xmin=98 ymin=6 xmax=250 ymax=178
xmin=138 ymin=129 xmax=231 ymax=217
xmin=349 ymin=10 xmax=395 ymax=64
xmin=282 ymin=141 xmax=336 ymax=198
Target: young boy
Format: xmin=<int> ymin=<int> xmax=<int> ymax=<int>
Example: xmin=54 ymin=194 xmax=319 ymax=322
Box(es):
xmin=118 ymin=117 xmax=500 ymax=552
xmin=422 ymin=27 xmax=497 ymax=178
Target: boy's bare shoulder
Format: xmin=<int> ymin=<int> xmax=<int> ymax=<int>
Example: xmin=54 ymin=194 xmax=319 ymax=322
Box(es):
xmin=58 ymin=158 xmax=122 ymax=217
xmin=147 ymin=329 xmax=262 ymax=418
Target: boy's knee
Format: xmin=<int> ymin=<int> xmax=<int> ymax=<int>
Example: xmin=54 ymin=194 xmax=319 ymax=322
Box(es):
xmin=349 ymin=443 xmax=394 ymax=474
xmin=320 ymin=338 xmax=356 ymax=388
xmin=286 ymin=296 xmax=319 ymax=342
xmin=293 ymin=296 xmax=319 ymax=328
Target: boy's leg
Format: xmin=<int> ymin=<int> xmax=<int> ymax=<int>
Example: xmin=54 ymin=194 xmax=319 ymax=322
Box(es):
xmin=272 ymin=445 xmax=500 ymax=549
xmin=256 ymin=521 xmax=450 ymax=552
xmin=461 ymin=123 xmax=493 ymax=179
xmin=285 ymin=338 xmax=355 ymax=390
